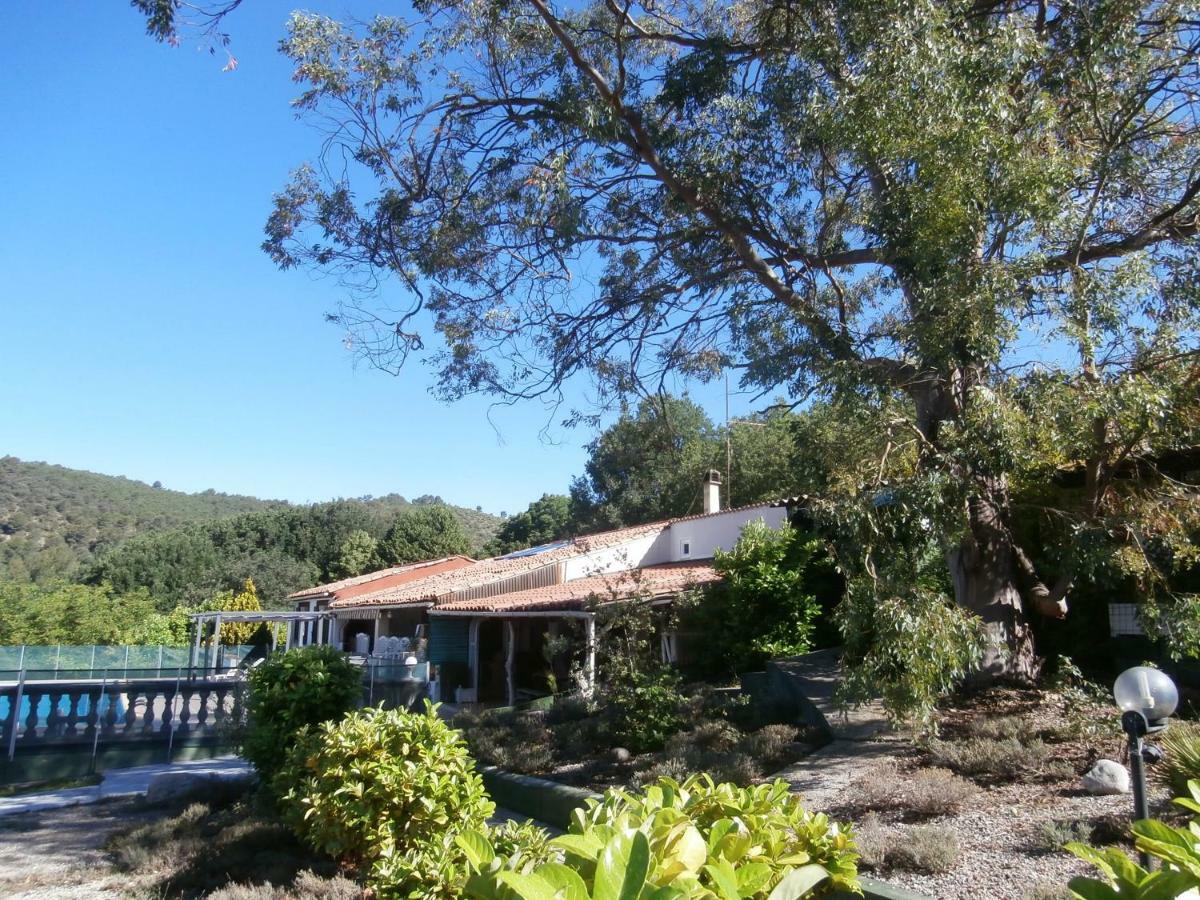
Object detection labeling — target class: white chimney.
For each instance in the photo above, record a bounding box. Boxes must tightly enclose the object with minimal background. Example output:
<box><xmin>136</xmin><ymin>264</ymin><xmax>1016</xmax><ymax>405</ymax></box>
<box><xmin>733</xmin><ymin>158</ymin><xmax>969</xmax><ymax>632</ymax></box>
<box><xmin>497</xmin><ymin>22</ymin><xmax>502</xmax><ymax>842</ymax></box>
<box><xmin>703</xmin><ymin>470</ymin><xmax>722</xmax><ymax>514</ymax></box>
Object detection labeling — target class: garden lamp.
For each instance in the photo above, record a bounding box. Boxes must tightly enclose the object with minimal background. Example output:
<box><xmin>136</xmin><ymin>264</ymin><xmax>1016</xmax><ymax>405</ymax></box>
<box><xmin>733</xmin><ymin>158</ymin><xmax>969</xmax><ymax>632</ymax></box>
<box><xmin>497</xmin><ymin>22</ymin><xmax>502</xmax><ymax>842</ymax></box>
<box><xmin>1113</xmin><ymin>666</ymin><xmax>1178</xmax><ymax>867</ymax></box>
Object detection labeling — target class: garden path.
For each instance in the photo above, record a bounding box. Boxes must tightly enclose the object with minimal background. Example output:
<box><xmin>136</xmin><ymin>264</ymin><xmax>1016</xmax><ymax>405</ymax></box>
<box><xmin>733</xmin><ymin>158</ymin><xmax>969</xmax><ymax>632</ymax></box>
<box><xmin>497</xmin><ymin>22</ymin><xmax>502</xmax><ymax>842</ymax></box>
<box><xmin>768</xmin><ymin>650</ymin><xmax>913</xmax><ymax>811</ymax></box>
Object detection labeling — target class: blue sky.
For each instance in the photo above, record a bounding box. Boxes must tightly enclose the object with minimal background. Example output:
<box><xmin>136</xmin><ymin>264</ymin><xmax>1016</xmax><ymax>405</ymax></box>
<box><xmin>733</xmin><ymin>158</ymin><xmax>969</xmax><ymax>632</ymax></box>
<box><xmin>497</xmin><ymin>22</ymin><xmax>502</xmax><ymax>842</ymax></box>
<box><xmin>0</xmin><ymin>2</ymin><xmax>751</xmax><ymax>515</ymax></box>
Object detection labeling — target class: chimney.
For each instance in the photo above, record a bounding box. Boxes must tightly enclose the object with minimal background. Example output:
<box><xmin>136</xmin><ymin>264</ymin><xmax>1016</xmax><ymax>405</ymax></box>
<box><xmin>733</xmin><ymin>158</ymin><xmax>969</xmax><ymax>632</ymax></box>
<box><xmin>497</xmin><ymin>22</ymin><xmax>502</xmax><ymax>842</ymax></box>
<box><xmin>703</xmin><ymin>470</ymin><xmax>722</xmax><ymax>514</ymax></box>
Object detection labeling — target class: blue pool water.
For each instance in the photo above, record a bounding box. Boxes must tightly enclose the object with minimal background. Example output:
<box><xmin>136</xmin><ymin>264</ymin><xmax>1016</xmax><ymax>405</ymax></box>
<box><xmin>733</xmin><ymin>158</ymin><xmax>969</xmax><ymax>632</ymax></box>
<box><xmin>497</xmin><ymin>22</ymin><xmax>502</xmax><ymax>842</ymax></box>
<box><xmin>0</xmin><ymin>694</ymin><xmax>126</xmax><ymax>726</ymax></box>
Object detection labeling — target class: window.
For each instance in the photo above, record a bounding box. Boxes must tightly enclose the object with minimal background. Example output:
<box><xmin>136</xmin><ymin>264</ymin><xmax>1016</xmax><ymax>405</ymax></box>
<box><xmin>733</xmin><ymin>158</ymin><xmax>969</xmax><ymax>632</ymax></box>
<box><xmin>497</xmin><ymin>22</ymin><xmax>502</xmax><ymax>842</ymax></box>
<box><xmin>679</xmin><ymin>538</ymin><xmax>692</xmax><ymax>558</ymax></box>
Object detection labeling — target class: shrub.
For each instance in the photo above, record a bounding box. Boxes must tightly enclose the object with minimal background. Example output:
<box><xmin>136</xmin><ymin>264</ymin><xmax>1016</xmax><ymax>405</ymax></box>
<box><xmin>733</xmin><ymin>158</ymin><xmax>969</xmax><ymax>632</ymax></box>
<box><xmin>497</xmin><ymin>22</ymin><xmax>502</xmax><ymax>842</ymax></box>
<box><xmin>603</xmin><ymin>667</ymin><xmax>686</xmax><ymax>753</ymax></box>
<box><xmin>552</xmin><ymin>714</ymin><xmax>611</xmax><ymax>759</ymax></box>
<box><xmin>456</xmin><ymin>708</ymin><xmax>556</xmax><ymax>774</ymax></box>
<box><xmin>927</xmin><ymin>735</ymin><xmax>1050</xmax><ymax>780</ymax></box>
<box><xmin>1159</xmin><ymin>719</ymin><xmax>1200</xmax><ymax>797</ymax></box>
<box><xmin>241</xmin><ymin>646</ymin><xmax>362</xmax><ymax>788</ymax></box>
<box><xmin>279</xmin><ymin>703</ymin><xmax>494</xmax><ymax>898</ymax></box>
<box><xmin>459</xmin><ymin>774</ymin><xmax>859</xmax><ymax>898</ymax></box>
<box><xmin>543</xmin><ymin>694</ymin><xmax>593</xmax><ymax>725</ymax></box>
<box><xmin>739</xmin><ymin>724</ymin><xmax>801</xmax><ymax>770</ymax></box>
<box><xmin>886</xmin><ymin>825</ymin><xmax>959</xmax><ymax>873</ymax></box>
<box><xmin>665</xmin><ymin>719</ymin><xmax>742</xmax><ymax>756</ymax></box>
<box><xmin>1034</xmin><ymin>820</ymin><xmax>1092</xmax><ymax>854</ymax></box>
<box><xmin>963</xmin><ymin>714</ymin><xmax>1038</xmax><ymax>743</ymax></box>
<box><xmin>1024</xmin><ymin>885</ymin><xmax>1074</xmax><ymax>900</ymax></box>
<box><xmin>904</xmin><ymin>767</ymin><xmax>979</xmax><ymax>817</ymax></box>
<box><xmin>684</xmin><ymin>522</ymin><xmax>829</xmax><ymax>675</ymax></box>
<box><xmin>854</xmin><ymin>812</ymin><xmax>889</xmax><ymax>870</ymax></box>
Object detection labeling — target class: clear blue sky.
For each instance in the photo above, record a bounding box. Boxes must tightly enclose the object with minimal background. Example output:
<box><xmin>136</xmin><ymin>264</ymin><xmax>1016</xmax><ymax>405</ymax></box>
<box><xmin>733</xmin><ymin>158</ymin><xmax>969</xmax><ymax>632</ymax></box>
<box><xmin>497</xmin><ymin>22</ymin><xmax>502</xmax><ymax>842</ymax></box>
<box><xmin>0</xmin><ymin>2</ymin><xmax>754</xmax><ymax>514</ymax></box>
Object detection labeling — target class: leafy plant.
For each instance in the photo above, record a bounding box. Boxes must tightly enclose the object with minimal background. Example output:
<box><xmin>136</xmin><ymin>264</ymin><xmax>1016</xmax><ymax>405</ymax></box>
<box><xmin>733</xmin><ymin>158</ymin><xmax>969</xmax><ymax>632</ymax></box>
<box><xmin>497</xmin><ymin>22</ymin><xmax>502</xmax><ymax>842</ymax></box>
<box><xmin>1036</xmin><ymin>820</ymin><xmax>1093</xmax><ymax>854</ymax></box>
<box><xmin>604</xmin><ymin>666</ymin><xmax>687</xmax><ymax>753</ymax></box>
<box><xmin>1158</xmin><ymin>721</ymin><xmax>1200</xmax><ymax>798</ymax></box>
<box><xmin>458</xmin><ymin>774</ymin><xmax>858</xmax><ymax>899</ymax></box>
<box><xmin>241</xmin><ymin>645</ymin><xmax>362</xmax><ymax>788</ymax></box>
<box><xmin>1067</xmin><ymin>779</ymin><xmax>1200</xmax><ymax>899</ymax></box>
<box><xmin>684</xmin><ymin>522</ymin><xmax>830</xmax><ymax>675</ymax></box>
<box><xmin>279</xmin><ymin>703</ymin><xmax>494</xmax><ymax>898</ymax></box>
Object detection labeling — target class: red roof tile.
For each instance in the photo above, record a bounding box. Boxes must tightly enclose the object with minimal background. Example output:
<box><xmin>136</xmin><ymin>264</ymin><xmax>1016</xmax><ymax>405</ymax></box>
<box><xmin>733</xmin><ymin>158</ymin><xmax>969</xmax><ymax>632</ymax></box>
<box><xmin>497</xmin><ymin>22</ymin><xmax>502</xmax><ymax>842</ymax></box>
<box><xmin>328</xmin><ymin>521</ymin><xmax>668</xmax><ymax>609</ymax></box>
<box><xmin>432</xmin><ymin>561</ymin><xmax>721</xmax><ymax>613</ymax></box>
<box><xmin>289</xmin><ymin>556</ymin><xmax>475</xmax><ymax>602</ymax></box>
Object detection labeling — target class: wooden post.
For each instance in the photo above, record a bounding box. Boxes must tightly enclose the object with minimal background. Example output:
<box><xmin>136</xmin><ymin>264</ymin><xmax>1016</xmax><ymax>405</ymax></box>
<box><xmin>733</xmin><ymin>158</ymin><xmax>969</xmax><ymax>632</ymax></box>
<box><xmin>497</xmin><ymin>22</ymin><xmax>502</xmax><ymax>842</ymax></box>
<box><xmin>504</xmin><ymin>620</ymin><xmax>516</xmax><ymax>707</ymax></box>
<box><xmin>584</xmin><ymin>616</ymin><xmax>596</xmax><ymax>698</ymax></box>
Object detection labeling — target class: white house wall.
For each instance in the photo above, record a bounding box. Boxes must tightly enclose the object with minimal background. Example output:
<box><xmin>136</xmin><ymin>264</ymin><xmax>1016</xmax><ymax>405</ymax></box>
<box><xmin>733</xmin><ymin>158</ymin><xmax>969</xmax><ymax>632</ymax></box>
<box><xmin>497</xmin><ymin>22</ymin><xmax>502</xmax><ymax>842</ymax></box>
<box><xmin>666</xmin><ymin>506</ymin><xmax>787</xmax><ymax>563</ymax></box>
<box><xmin>561</xmin><ymin>529</ymin><xmax>669</xmax><ymax>581</ymax></box>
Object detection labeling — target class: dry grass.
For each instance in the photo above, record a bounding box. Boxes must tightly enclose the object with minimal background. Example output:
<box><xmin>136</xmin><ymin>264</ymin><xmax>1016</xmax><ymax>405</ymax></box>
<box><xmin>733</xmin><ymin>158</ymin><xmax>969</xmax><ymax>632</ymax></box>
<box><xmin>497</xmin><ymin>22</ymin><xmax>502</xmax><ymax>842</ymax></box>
<box><xmin>853</xmin><ymin>764</ymin><xmax>978</xmax><ymax>819</ymax></box>
<box><xmin>107</xmin><ymin>793</ymin><xmax>347</xmax><ymax>898</ymax></box>
<box><xmin>206</xmin><ymin>870</ymin><xmax>362</xmax><ymax>900</ymax></box>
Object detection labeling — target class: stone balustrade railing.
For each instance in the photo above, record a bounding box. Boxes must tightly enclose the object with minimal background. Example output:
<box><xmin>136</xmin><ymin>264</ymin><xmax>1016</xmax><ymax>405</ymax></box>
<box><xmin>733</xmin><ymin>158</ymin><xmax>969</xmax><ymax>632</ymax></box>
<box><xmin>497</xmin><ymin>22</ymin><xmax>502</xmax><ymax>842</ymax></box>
<box><xmin>1</xmin><ymin>675</ymin><xmax>242</xmax><ymax>751</ymax></box>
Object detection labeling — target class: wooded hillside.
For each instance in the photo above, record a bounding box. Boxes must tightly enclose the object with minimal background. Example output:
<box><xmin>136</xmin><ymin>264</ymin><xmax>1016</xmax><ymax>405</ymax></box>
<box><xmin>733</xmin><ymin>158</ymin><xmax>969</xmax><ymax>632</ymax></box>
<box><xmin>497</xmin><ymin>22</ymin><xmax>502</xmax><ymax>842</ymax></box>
<box><xmin>0</xmin><ymin>456</ymin><xmax>500</xmax><ymax>586</ymax></box>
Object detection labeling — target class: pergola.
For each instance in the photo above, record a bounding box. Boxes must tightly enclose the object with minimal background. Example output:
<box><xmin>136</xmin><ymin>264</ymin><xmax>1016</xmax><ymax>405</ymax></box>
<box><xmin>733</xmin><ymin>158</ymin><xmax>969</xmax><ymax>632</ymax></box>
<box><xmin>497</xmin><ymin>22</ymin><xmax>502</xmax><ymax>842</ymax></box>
<box><xmin>188</xmin><ymin>610</ymin><xmax>335</xmax><ymax>671</ymax></box>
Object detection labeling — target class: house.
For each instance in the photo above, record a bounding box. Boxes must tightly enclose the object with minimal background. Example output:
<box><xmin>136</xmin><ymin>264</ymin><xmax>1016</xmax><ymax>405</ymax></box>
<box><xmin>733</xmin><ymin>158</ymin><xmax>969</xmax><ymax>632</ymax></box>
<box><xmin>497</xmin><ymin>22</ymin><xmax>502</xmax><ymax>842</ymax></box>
<box><xmin>288</xmin><ymin>472</ymin><xmax>787</xmax><ymax>705</ymax></box>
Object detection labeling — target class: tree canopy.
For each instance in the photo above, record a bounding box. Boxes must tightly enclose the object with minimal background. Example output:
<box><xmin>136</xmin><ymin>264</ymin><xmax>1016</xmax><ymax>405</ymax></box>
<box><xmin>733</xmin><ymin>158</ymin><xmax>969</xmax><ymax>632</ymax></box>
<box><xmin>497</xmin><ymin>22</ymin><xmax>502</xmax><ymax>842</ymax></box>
<box><xmin>258</xmin><ymin>0</ymin><xmax>1199</xmax><ymax>685</ymax></box>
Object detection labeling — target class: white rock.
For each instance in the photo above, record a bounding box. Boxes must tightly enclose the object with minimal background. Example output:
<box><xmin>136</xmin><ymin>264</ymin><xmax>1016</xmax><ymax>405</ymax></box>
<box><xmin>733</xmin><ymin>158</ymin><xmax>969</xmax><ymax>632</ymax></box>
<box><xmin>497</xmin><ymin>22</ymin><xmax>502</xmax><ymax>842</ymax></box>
<box><xmin>1081</xmin><ymin>759</ymin><xmax>1130</xmax><ymax>795</ymax></box>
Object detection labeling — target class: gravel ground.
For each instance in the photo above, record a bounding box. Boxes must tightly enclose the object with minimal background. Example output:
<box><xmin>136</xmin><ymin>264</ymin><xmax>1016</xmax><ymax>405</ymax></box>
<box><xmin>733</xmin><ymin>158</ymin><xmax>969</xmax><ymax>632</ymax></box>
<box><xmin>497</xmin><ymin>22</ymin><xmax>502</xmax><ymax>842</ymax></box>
<box><xmin>814</xmin><ymin>687</ymin><xmax>1177</xmax><ymax>900</ymax></box>
<box><xmin>0</xmin><ymin>799</ymin><xmax>156</xmax><ymax>899</ymax></box>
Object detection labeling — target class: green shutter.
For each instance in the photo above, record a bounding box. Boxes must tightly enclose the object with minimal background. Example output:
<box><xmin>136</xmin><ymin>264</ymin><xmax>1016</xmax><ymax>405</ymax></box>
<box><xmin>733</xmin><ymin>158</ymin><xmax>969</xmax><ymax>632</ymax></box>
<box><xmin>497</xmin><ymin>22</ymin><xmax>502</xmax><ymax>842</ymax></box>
<box><xmin>428</xmin><ymin>617</ymin><xmax>471</xmax><ymax>665</ymax></box>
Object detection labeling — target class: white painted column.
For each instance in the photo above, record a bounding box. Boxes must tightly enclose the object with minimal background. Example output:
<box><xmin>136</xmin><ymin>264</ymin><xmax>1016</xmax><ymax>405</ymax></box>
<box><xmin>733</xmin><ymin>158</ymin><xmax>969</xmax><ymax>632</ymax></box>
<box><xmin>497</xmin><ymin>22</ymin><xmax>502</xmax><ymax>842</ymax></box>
<box><xmin>190</xmin><ymin>618</ymin><xmax>202</xmax><ymax>671</ymax></box>
<box><xmin>504</xmin><ymin>620</ymin><xmax>516</xmax><ymax>707</ymax></box>
<box><xmin>584</xmin><ymin>615</ymin><xmax>596</xmax><ymax>698</ymax></box>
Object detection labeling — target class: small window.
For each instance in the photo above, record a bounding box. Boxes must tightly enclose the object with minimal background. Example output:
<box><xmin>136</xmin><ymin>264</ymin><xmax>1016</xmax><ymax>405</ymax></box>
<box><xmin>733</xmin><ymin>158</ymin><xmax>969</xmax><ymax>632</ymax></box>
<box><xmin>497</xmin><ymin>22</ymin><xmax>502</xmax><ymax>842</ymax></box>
<box><xmin>680</xmin><ymin>538</ymin><xmax>692</xmax><ymax>558</ymax></box>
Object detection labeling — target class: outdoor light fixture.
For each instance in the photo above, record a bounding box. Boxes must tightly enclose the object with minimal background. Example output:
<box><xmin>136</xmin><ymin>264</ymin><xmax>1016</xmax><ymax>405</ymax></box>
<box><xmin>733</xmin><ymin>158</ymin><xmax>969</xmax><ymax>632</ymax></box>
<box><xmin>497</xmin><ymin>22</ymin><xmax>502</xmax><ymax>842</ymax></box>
<box><xmin>1114</xmin><ymin>666</ymin><xmax>1178</xmax><ymax>867</ymax></box>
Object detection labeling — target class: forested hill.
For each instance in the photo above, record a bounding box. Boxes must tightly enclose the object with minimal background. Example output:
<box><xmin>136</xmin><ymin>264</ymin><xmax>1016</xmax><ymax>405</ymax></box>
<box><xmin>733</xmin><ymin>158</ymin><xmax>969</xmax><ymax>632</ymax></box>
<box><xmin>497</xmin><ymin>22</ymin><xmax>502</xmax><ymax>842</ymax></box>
<box><xmin>0</xmin><ymin>456</ymin><xmax>500</xmax><ymax>586</ymax></box>
<box><xmin>0</xmin><ymin>457</ymin><xmax>285</xmax><ymax>582</ymax></box>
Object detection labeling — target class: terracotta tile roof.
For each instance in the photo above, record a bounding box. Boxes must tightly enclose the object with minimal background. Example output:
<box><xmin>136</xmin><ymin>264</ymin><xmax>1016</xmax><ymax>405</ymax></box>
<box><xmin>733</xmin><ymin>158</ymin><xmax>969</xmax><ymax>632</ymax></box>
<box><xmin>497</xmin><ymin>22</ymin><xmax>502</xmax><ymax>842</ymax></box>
<box><xmin>432</xmin><ymin>561</ymin><xmax>722</xmax><ymax>613</ymax></box>
<box><xmin>289</xmin><ymin>556</ymin><xmax>475</xmax><ymax>603</ymax></box>
<box><xmin>325</xmin><ymin>502</ymin><xmax>776</xmax><ymax>611</ymax></box>
<box><xmin>328</xmin><ymin>520</ymin><xmax>669</xmax><ymax>609</ymax></box>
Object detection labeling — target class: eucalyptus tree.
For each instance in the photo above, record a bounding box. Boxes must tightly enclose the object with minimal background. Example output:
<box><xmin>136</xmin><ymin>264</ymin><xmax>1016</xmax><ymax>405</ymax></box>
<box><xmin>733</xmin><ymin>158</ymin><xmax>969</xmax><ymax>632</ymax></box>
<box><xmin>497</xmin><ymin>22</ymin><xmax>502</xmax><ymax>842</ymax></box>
<box><xmin>241</xmin><ymin>1</ymin><xmax>1200</xmax><ymax>687</ymax></box>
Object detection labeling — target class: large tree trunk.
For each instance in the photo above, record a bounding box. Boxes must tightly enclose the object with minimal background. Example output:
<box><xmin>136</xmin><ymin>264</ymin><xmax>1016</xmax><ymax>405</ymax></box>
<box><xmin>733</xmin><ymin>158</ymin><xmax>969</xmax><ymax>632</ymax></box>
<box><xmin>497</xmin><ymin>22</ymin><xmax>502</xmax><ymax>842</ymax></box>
<box><xmin>948</xmin><ymin>486</ymin><xmax>1040</xmax><ymax>681</ymax></box>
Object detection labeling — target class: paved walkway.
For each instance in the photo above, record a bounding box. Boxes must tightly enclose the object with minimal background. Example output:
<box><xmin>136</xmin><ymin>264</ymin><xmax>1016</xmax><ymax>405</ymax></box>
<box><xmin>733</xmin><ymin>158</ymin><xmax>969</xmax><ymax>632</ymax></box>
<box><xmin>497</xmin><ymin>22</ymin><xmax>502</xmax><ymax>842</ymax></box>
<box><xmin>0</xmin><ymin>755</ymin><xmax>252</xmax><ymax>818</ymax></box>
<box><xmin>767</xmin><ymin>650</ymin><xmax>911</xmax><ymax>811</ymax></box>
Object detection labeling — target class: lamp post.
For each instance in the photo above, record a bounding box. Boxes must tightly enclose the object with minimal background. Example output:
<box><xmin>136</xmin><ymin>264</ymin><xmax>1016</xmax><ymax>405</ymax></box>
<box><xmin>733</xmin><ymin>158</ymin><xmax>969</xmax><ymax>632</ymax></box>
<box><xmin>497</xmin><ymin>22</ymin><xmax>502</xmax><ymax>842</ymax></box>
<box><xmin>1113</xmin><ymin>665</ymin><xmax>1178</xmax><ymax>868</ymax></box>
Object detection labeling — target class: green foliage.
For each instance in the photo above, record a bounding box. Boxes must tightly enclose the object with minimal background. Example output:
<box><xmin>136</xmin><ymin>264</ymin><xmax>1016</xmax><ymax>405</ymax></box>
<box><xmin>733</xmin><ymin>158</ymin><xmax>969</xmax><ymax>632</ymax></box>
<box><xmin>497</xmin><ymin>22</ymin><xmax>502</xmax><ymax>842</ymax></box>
<box><xmin>0</xmin><ymin>455</ymin><xmax>283</xmax><ymax>583</ymax></box>
<box><xmin>90</xmin><ymin>497</ymin><xmax>497</xmax><ymax>608</ymax></box>
<box><xmin>837</xmin><ymin>585</ymin><xmax>988</xmax><ymax>729</ymax></box>
<box><xmin>1067</xmin><ymin>780</ymin><xmax>1200</xmax><ymax>899</ymax></box>
<box><xmin>1159</xmin><ymin>722</ymin><xmax>1200</xmax><ymax>798</ymax></box>
<box><xmin>460</xmin><ymin>775</ymin><xmax>858</xmax><ymax>899</ymax></box>
<box><xmin>378</xmin><ymin>504</ymin><xmax>473</xmax><ymax>566</ymax></box>
<box><xmin>0</xmin><ymin>580</ymin><xmax>177</xmax><ymax>645</ymax></box>
<box><xmin>279</xmin><ymin>703</ymin><xmax>494</xmax><ymax>898</ymax></box>
<box><xmin>199</xmin><ymin>578</ymin><xmax>264</xmax><ymax>645</ymax></box>
<box><xmin>604</xmin><ymin>667</ymin><xmax>687</xmax><ymax>754</ymax></box>
<box><xmin>490</xmin><ymin>494</ymin><xmax>574</xmax><ymax>555</ymax></box>
<box><xmin>687</xmin><ymin>522</ymin><xmax>827</xmax><ymax>675</ymax></box>
<box><xmin>242</xmin><ymin>646</ymin><xmax>362</xmax><ymax>787</ymax></box>
<box><xmin>570</xmin><ymin>397</ymin><xmax>722</xmax><ymax>530</ymax></box>
<box><xmin>332</xmin><ymin>529</ymin><xmax>379</xmax><ymax>578</ymax></box>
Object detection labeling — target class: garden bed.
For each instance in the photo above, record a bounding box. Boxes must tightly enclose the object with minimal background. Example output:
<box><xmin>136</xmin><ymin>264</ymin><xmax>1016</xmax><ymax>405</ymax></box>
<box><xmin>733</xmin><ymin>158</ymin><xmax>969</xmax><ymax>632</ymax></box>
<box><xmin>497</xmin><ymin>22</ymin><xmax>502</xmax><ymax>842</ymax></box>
<box><xmin>453</xmin><ymin>683</ymin><xmax>826</xmax><ymax>792</ymax></box>
<box><xmin>819</xmin><ymin>684</ymin><xmax>1177</xmax><ymax>900</ymax></box>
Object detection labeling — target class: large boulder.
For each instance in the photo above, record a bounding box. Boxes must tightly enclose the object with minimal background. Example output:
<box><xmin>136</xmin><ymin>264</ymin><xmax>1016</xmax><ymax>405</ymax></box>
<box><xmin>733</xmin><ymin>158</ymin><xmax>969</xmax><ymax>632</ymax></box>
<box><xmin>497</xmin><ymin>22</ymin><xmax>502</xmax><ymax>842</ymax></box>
<box><xmin>1081</xmin><ymin>759</ymin><xmax>1131</xmax><ymax>795</ymax></box>
<box><xmin>144</xmin><ymin>769</ymin><xmax>256</xmax><ymax>806</ymax></box>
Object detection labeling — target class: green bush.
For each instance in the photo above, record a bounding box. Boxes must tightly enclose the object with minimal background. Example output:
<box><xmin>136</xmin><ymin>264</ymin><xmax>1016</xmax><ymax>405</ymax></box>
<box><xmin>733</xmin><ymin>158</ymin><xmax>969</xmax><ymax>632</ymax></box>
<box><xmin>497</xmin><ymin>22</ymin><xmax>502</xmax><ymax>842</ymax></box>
<box><xmin>459</xmin><ymin>774</ymin><xmax>859</xmax><ymax>898</ymax></box>
<box><xmin>603</xmin><ymin>667</ymin><xmax>686</xmax><ymax>753</ymax></box>
<box><xmin>1159</xmin><ymin>720</ymin><xmax>1200</xmax><ymax>797</ymax></box>
<box><xmin>279</xmin><ymin>703</ymin><xmax>494</xmax><ymax>898</ymax></box>
<box><xmin>685</xmin><ymin>522</ymin><xmax>830</xmax><ymax>676</ymax></box>
<box><xmin>241</xmin><ymin>646</ymin><xmax>362</xmax><ymax>787</ymax></box>
<box><xmin>886</xmin><ymin>825</ymin><xmax>958</xmax><ymax>873</ymax></box>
